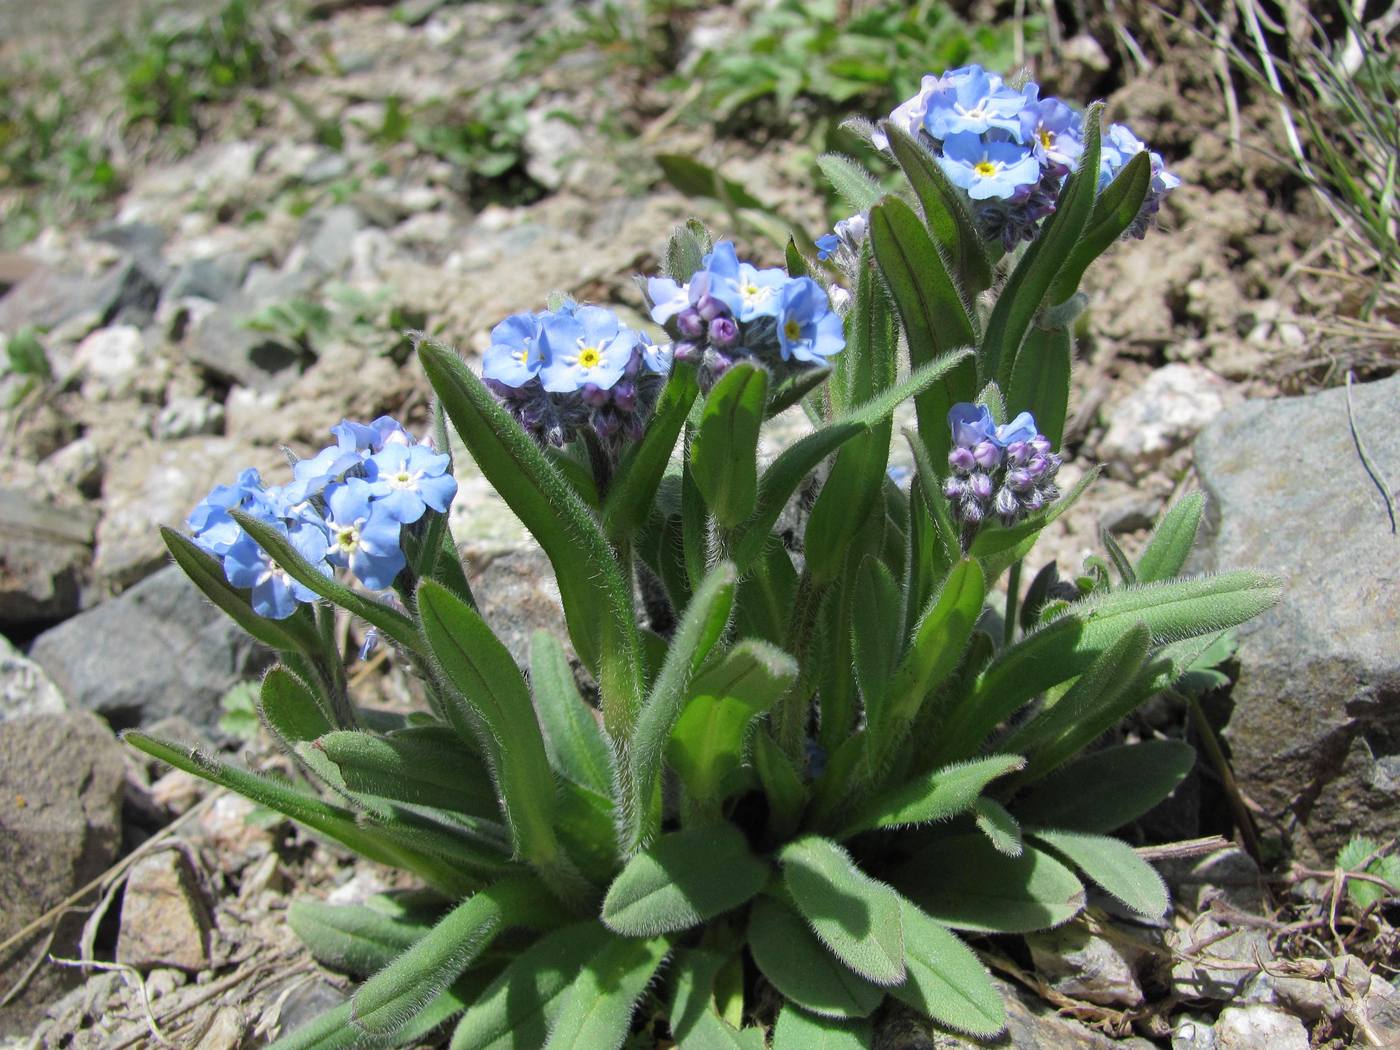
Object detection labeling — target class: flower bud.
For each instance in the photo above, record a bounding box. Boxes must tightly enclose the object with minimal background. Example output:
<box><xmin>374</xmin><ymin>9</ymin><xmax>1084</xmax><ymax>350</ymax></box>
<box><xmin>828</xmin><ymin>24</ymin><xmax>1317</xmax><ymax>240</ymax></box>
<box><xmin>612</xmin><ymin>381</ymin><xmax>637</xmax><ymax>413</ymax></box>
<box><xmin>674</xmin><ymin>341</ymin><xmax>702</xmax><ymax>363</ymax></box>
<box><xmin>581</xmin><ymin>382</ymin><xmax>610</xmax><ymax>408</ymax></box>
<box><xmin>969</xmin><ymin>473</ymin><xmax>993</xmax><ymax>501</ymax></box>
<box><xmin>948</xmin><ymin>447</ymin><xmax>975</xmax><ymax>473</ymax></box>
<box><xmin>695</xmin><ymin>294</ymin><xmax>730</xmax><ymax>322</ymax></box>
<box><xmin>1030</xmin><ymin>435</ymin><xmax>1052</xmax><ymax>457</ymax></box>
<box><xmin>961</xmin><ymin>498</ymin><xmax>984</xmax><ymax>524</ymax></box>
<box><xmin>994</xmin><ymin>487</ymin><xmax>1019</xmax><ymax>525</ymax></box>
<box><xmin>972</xmin><ymin>441</ymin><xmax>1002</xmax><ymax>470</ymax></box>
<box><xmin>1023</xmin><ymin>489</ymin><xmax>1046</xmax><ymax>513</ymax></box>
<box><xmin>1005</xmin><ymin>440</ymin><xmax>1030</xmax><ymax>465</ymax></box>
<box><xmin>1006</xmin><ymin>467</ymin><xmax>1035</xmax><ymax>493</ymax></box>
<box><xmin>676</xmin><ymin>308</ymin><xmax>705</xmax><ymax>339</ymax></box>
<box><xmin>943</xmin><ymin>477</ymin><xmax>966</xmax><ymax>502</ymax></box>
<box><xmin>709</xmin><ymin>315</ymin><xmax>740</xmax><ymax>348</ymax></box>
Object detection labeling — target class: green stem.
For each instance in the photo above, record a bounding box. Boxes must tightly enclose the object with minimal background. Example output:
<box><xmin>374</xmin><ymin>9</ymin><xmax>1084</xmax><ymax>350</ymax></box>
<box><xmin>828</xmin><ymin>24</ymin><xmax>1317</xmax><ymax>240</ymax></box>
<box><xmin>1003</xmin><ymin>558</ymin><xmax>1022</xmax><ymax>648</ymax></box>
<box><xmin>773</xmin><ymin>570</ymin><xmax>825</xmax><ymax>764</ymax></box>
<box><xmin>1178</xmin><ymin>688</ymin><xmax>1264</xmax><ymax>864</ymax></box>
<box><xmin>316</xmin><ymin>604</ymin><xmax>356</xmax><ymax>729</ymax></box>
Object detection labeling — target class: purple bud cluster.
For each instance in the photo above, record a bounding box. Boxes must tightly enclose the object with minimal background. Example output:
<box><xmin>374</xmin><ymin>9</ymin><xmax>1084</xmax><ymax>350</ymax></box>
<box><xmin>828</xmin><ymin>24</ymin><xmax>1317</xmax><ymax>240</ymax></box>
<box><xmin>942</xmin><ymin>403</ymin><xmax>1061</xmax><ymax>530</ymax></box>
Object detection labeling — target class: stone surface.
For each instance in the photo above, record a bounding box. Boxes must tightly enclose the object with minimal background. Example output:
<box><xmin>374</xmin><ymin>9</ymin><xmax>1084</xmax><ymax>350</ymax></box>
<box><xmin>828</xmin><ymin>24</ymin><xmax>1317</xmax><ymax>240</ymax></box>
<box><xmin>0</xmin><ymin>635</ymin><xmax>67</xmax><ymax>722</ymax></box>
<box><xmin>188</xmin><ymin>266</ymin><xmax>314</xmax><ymax>389</ymax></box>
<box><xmin>1026</xmin><ymin>924</ymin><xmax>1146</xmax><ymax>1007</ymax></box>
<box><xmin>116</xmin><ymin>849</ymin><xmax>213</xmax><ymax>972</ymax></box>
<box><xmin>72</xmin><ymin>324</ymin><xmax>145</xmax><ymax>400</ymax></box>
<box><xmin>193</xmin><ymin>1006</ymin><xmax>246</xmax><ymax>1050</ymax></box>
<box><xmin>1213</xmin><ymin>1004</ymin><xmax>1308</xmax><ymax>1050</ymax></box>
<box><xmin>467</xmin><ymin>548</ymin><xmax>568</xmax><ymax>668</ymax></box>
<box><xmin>1099</xmin><ymin>364</ymin><xmax>1240</xmax><ymax>476</ymax></box>
<box><xmin>0</xmin><ymin>256</ymin><xmax>160</xmax><ymax>335</ymax></box>
<box><xmin>1193</xmin><ymin>374</ymin><xmax>1400</xmax><ymax>862</ymax></box>
<box><xmin>1168</xmin><ymin>912</ymin><xmax>1273</xmax><ymax>1002</ymax></box>
<box><xmin>0</xmin><ymin>711</ymin><xmax>125</xmax><ymax>1036</ymax></box>
<box><xmin>29</xmin><ymin>565</ymin><xmax>270</xmax><ymax>732</ymax></box>
<box><xmin>0</xmin><ymin>488</ymin><xmax>94</xmax><ymax>627</ymax></box>
<box><xmin>153</xmin><ymin>395</ymin><xmax>225</xmax><ymax>440</ymax></box>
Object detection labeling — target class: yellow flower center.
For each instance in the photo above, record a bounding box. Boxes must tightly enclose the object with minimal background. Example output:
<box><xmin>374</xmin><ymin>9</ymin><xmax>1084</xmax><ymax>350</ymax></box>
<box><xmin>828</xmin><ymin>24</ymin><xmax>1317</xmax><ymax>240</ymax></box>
<box><xmin>336</xmin><ymin>527</ymin><xmax>358</xmax><ymax>552</ymax></box>
<box><xmin>515</xmin><ymin>349</ymin><xmax>529</xmax><ymax>363</ymax></box>
<box><xmin>1039</xmin><ymin>129</ymin><xmax>1054</xmax><ymax>149</ymax></box>
<box><xmin>783</xmin><ymin>319</ymin><xmax>802</xmax><ymax>341</ymax></box>
<box><xmin>974</xmin><ymin>160</ymin><xmax>998</xmax><ymax>178</ymax></box>
<box><xmin>577</xmin><ymin>345</ymin><xmax>602</xmax><ymax>369</ymax></box>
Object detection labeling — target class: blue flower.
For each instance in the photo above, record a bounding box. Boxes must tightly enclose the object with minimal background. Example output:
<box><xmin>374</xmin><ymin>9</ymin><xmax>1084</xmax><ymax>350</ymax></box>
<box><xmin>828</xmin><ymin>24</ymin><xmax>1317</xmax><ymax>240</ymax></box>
<box><xmin>697</xmin><ymin>241</ymin><xmax>788</xmax><ymax>322</ymax></box>
<box><xmin>1020</xmin><ymin>98</ymin><xmax>1083</xmax><ymax>174</ymax></box>
<box><xmin>223</xmin><ymin>513</ymin><xmax>329</xmax><ymax>619</ymax></box>
<box><xmin>640</xmin><ymin>337</ymin><xmax>673</xmax><ymax>374</ymax></box>
<box><xmin>995</xmin><ymin>411</ymin><xmax>1038</xmax><ymax>447</ymax></box>
<box><xmin>538</xmin><ymin>305</ymin><xmax>638</xmax><ymax>393</ymax></box>
<box><xmin>938</xmin><ymin>133</ymin><xmax>1042</xmax><ymax>201</ymax></box>
<box><xmin>366</xmin><ymin>443</ymin><xmax>458</xmax><ymax>524</ymax></box>
<box><xmin>815</xmin><ymin>234</ymin><xmax>841</xmax><ymax>261</ymax></box>
<box><xmin>482</xmin><ymin>311</ymin><xmax>546</xmax><ymax>388</ymax></box>
<box><xmin>646</xmin><ymin>277</ymin><xmax>690</xmax><ymax>325</ymax></box>
<box><xmin>872</xmin><ymin>73</ymin><xmax>944</xmax><ymax>150</ymax></box>
<box><xmin>1100</xmin><ymin>123</ymin><xmax>1153</xmax><ymax>187</ymax></box>
<box><xmin>948</xmin><ymin>403</ymin><xmax>997</xmax><ymax>448</ymax></box>
<box><xmin>924</xmin><ymin>66</ymin><xmax>1028</xmax><ymax>142</ymax></box>
<box><xmin>775</xmin><ymin>277</ymin><xmax>844</xmax><ymax>364</ymax></box>
<box><xmin>189</xmin><ymin>468</ymin><xmax>266</xmax><ymax>556</ymax></box>
<box><xmin>325</xmin><ymin>479</ymin><xmax>406</xmax><ymax>591</ymax></box>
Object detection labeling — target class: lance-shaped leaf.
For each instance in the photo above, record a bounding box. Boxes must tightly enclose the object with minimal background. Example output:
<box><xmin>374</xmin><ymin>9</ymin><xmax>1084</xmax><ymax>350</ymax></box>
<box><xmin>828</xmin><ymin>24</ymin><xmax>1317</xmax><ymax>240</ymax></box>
<box><xmin>602</xmin><ymin>824</ymin><xmax>769</xmax><ymax>936</ymax></box>
<box><xmin>162</xmin><ymin>527</ymin><xmax>321</xmax><ymax>654</ymax></box>
<box><xmin>851</xmin><ymin>556</ymin><xmax>903</xmax><ymax>732</ymax></box>
<box><xmin>984</xmin><ymin>105</ymin><xmax>1103</xmax><ymax>389</ymax></box>
<box><xmin>542</xmin><ymin>934</ymin><xmax>672</xmax><ymax>1050</ymax></box>
<box><xmin>828</xmin><ymin>240</ymin><xmax>894</xmax><ymax>416</ymax></box>
<box><xmin>312</xmin><ymin>727</ymin><xmax>500</xmax><ymax>820</ymax></box>
<box><xmin>890</xmin><ymin>900</ymin><xmax>1005</xmax><ymax>1037</ymax></box>
<box><xmin>288</xmin><ymin>899</ymin><xmax>432</xmax><ymax>978</ymax></box>
<box><xmin>891</xmin><ymin>833</ymin><xmax>1085</xmax><ymax>933</ymax></box>
<box><xmin>773</xmin><ymin>1007</ymin><xmax>874</xmax><ymax>1050</ymax></box>
<box><xmin>417</xmin><ymin>580</ymin><xmax>559</xmax><ymax>870</ymax></box>
<box><xmin>603</xmin><ymin>364</ymin><xmax>699</xmax><ymax>542</ymax></box>
<box><xmin>626</xmin><ymin>562</ymin><xmax>737</xmax><ymax>852</ymax></box>
<box><xmin>351</xmin><ymin>877</ymin><xmax>557</xmax><ymax>1036</ymax></box>
<box><xmin>448</xmin><ymin>922</ymin><xmax>611</xmax><ymax>1050</ymax></box>
<box><xmin>1135</xmin><ymin>492</ymin><xmax>1206</xmax><ymax>584</ymax></box>
<box><xmin>819</xmin><ymin>152</ymin><xmax>885</xmax><ymax>211</ymax></box>
<box><xmin>690</xmin><ymin>364</ymin><xmax>768</xmax><ymax>529</ymax></box>
<box><xmin>273</xmin><ymin>970</ymin><xmax>497</xmax><ymax>1050</ymax></box>
<box><xmin>667</xmin><ymin>640</ymin><xmax>798</xmax><ymax>803</ymax></box>
<box><xmin>732</xmin><ymin>538</ymin><xmax>798</xmax><ymax>645</ymax></box>
<box><xmin>869</xmin><ymin>196</ymin><xmax>978</xmax><ymax>461</ymax></box>
<box><xmin>1028</xmin><ymin>827</ymin><xmax>1170</xmax><ymax>920</ymax></box>
<box><xmin>1048</xmin><ymin>150</ymin><xmax>1151</xmax><ymax>306</ymax></box>
<box><xmin>530</xmin><ymin>630</ymin><xmax>613</xmax><ymax>797</ymax></box>
<box><xmin>767</xmin><ymin>365</ymin><xmax>832</xmax><ymax>420</ymax></box>
<box><xmin>123</xmin><ymin>731</ymin><xmax>471</xmax><ymax>898</ymax></box>
<box><xmin>1013</xmin><ymin>740</ymin><xmax>1196</xmax><ymax>832</ymax></box>
<box><xmin>781</xmin><ymin>836</ymin><xmax>906</xmax><ymax>985</ymax></box>
<box><xmin>665</xmin><ymin>221</ymin><xmax>711</xmax><ymax>283</ymax></box>
<box><xmin>1006</xmin><ymin>325</ymin><xmax>1071</xmax><ymax>449</ymax></box>
<box><xmin>884</xmin><ymin>123</ymin><xmax>994</xmax><ymax>294</ymax></box>
<box><xmin>671</xmin><ymin>949</ymin><xmax>766</xmax><ymax>1050</ymax></box>
<box><xmin>229</xmin><ymin>509</ymin><xmax>422</xmax><ymax>653</ymax></box>
<box><xmin>747</xmin><ymin>896</ymin><xmax>885</xmax><ymax>1019</ymax></box>
<box><xmin>974</xmin><ymin>798</ymin><xmax>1023</xmax><ymax>857</ymax></box>
<box><xmin>839</xmin><ymin>754</ymin><xmax>1025</xmax><ymax>838</ymax></box>
<box><xmin>885</xmin><ymin>558</ymin><xmax>985</xmax><ymax>727</ymax></box>
<box><xmin>753</xmin><ymin>729</ymin><xmax>806</xmax><ymax>838</ymax></box>
<box><xmin>804</xmin><ymin>425</ymin><xmax>892</xmax><ymax>584</ymax></box>
<box><xmin>418</xmin><ymin>338</ymin><xmax>642</xmax><ymax>729</ymax></box>
<box><xmin>259</xmin><ymin>666</ymin><xmax>334</xmax><ymax>749</ymax></box>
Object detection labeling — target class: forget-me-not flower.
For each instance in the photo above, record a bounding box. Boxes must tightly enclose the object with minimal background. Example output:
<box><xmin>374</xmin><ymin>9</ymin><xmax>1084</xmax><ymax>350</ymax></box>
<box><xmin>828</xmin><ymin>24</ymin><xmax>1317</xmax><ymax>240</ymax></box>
<box><xmin>483</xmin><ymin>311</ymin><xmax>547</xmax><ymax>388</ymax></box>
<box><xmin>538</xmin><ymin>305</ymin><xmax>638</xmax><ymax>393</ymax></box>
<box><xmin>937</xmin><ymin>133</ymin><xmax>1042</xmax><ymax>200</ymax></box>
<box><xmin>188</xmin><ymin>468</ymin><xmax>267</xmax><ymax>556</ymax></box>
<box><xmin>222</xmin><ymin>514</ymin><xmax>330</xmax><ymax>619</ymax></box>
<box><xmin>366</xmin><ymin>443</ymin><xmax>458</xmax><ymax>525</ymax></box>
<box><xmin>776</xmin><ymin>277</ymin><xmax>844</xmax><ymax>364</ymax></box>
<box><xmin>325</xmin><ymin>479</ymin><xmax>407</xmax><ymax>591</ymax></box>
<box><xmin>924</xmin><ymin>66</ymin><xmax>1027</xmax><ymax>142</ymax></box>
<box><xmin>1020</xmin><ymin>97</ymin><xmax>1084</xmax><ymax>174</ymax></box>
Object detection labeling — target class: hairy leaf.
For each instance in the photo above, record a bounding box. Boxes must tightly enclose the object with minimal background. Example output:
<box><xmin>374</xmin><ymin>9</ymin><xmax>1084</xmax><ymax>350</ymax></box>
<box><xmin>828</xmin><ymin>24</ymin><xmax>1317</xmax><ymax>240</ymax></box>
<box><xmin>1135</xmin><ymin>493</ymin><xmax>1206</xmax><ymax>584</ymax></box>
<box><xmin>818</xmin><ymin>152</ymin><xmax>885</xmax><ymax>211</ymax></box>
<box><xmin>604</xmin><ymin>364</ymin><xmax>700</xmax><ymax>542</ymax></box>
<box><xmin>747</xmin><ymin>896</ymin><xmax>884</xmax><ymax>1018</ymax></box>
<box><xmin>772</xmin><ymin>1006</ymin><xmax>874</xmax><ymax>1050</ymax></box>
<box><xmin>259</xmin><ymin>666</ymin><xmax>334</xmax><ymax>748</ymax></box>
<box><xmin>691</xmin><ymin>364</ymin><xmax>768</xmax><ymax>528</ymax></box>
<box><xmin>974</xmin><ymin>798</ymin><xmax>1023</xmax><ymax>857</ymax></box>
<box><xmin>542</xmin><ymin>934</ymin><xmax>672</xmax><ymax>1050</ymax></box>
<box><xmin>671</xmin><ymin>949</ymin><xmax>765</xmax><ymax>1050</ymax></box>
<box><xmin>891</xmin><ymin>900</ymin><xmax>1005</xmax><ymax>1037</ymax></box>
<box><xmin>1028</xmin><ymin>827</ymin><xmax>1169</xmax><ymax>919</ymax></box>
<box><xmin>1013</xmin><ymin>740</ymin><xmax>1196</xmax><ymax>830</ymax></box>
<box><xmin>530</xmin><ymin>630</ymin><xmax>614</xmax><ymax>797</ymax></box>
<box><xmin>288</xmin><ymin>899</ymin><xmax>431</xmax><ymax>978</ymax></box>
<box><xmin>840</xmin><ymin>755</ymin><xmax>1025</xmax><ymax>837</ymax></box>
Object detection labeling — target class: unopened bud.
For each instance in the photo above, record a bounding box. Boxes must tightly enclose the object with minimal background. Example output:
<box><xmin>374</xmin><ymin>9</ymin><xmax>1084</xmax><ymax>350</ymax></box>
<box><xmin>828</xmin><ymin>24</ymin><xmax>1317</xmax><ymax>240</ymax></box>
<box><xmin>676</xmin><ymin>308</ymin><xmax>705</xmax><ymax>339</ymax></box>
<box><xmin>969</xmin><ymin>473</ymin><xmax>993</xmax><ymax>501</ymax></box>
<box><xmin>709</xmin><ymin>316</ymin><xmax>740</xmax><ymax>348</ymax></box>
<box><xmin>695</xmin><ymin>294</ymin><xmax>730</xmax><ymax>322</ymax></box>
<box><xmin>973</xmin><ymin>441</ymin><xmax>1002</xmax><ymax>469</ymax></box>
<box><xmin>948</xmin><ymin>447</ymin><xmax>975</xmax><ymax>473</ymax></box>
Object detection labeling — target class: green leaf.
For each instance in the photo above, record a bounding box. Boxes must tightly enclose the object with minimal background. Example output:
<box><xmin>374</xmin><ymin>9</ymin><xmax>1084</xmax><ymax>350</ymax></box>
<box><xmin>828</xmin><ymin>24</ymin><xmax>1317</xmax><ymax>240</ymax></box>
<box><xmin>818</xmin><ymin>152</ymin><xmax>885</xmax><ymax>212</ymax></box>
<box><xmin>162</xmin><ymin>527</ymin><xmax>320</xmax><ymax>655</ymax></box>
<box><xmin>766</xmin><ymin>365</ymin><xmax>832</xmax><ymax>420</ymax></box>
<box><xmin>851</xmin><ymin>557</ymin><xmax>902</xmax><ymax>731</ymax></box>
<box><xmin>984</xmin><ymin>104</ymin><xmax>1103</xmax><ymax>389</ymax></box>
<box><xmin>974</xmin><ymin>798</ymin><xmax>1023</xmax><ymax>857</ymax></box>
<box><xmin>885</xmin><ymin>558</ymin><xmax>985</xmax><ymax>726</ymax></box>
<box><xmin>828</xmin><ymin>240</ymin><xmax>893</xmax><ymax>416</ymax></box>
<box><xmin>352</xmin><ymin>877</ymin><xmax>556</xmax><ymax>1036</ymax></box>
<box><xmin>690</xmin><ymin>363</ymin><xmax>768</xmax><ymax>528</ymax></box>
<box><xmin>288</xmin><ymin>899</ymin><xmax>431</xmax><ymax>977</ymax></box>
<box><xmin>883</xmin><ymin>123</ymin><xmax>993</xmax><ymax>294</ymax></box>
<box><xmin>891</xmin><ymin>900</ymin><xmax>1005</xmax><ymax>1037</ymax></box>
<box><xmin>1135</xmin><ymin>493</ymin><xmax>1206</xmax><ymax>584</ymax></box>
<box><xmin>1337</xmin><ymin>838</ymin><xmax>1400</xmax><ymax>911</ymax></box>
<box><xmin>418</xmin><ymin>338</ymin><xmax>642</xmax><ymax>733</ymax></box>
<box><xmin>747</xmin><ymin>896</ymin><xmax>884</xmax><ymax>1019</ymax></box>
<box><xmin>671</xmin><ymin>950</ymin><xmax>763</xmax><ymax>1050</ymax></box>
<box><xmin>448</xmin><ymin>922</ymin><xmax>611</xmax><ymax>1050</ymax></box>
<box><xmin>604</xmin><ymin>364</ymin><xmax>700</xmax><ymax>542</ymax></box>
<box><xmin>892</xmin><ymin>832</ymin><xmax>1085</xmax><ymax>933</ymax></box>
<box><xmin>657</xmin><ymin>154</ymin><xmax>773</xmax><ymax>213</ymax></box>
<box><xmin>752</xmin><ymin>729</ymin><xmax>806</xmax><ymax>838</ymax></box>
<box><xmin>417</xmin><ymin>580</ymin><xmax>559</xmax><ymax>870</ymax></box>
<box><xmin>665</xmin><ymin>223</ymin><xmax>711</xmax><ymax>283</ymax></box>
<box><xmin>259</xmin><ymin>667</ymin><xmax>334</xmax><ymax>749</ymax></box>
<box><xmin>1048</xmin><ymin>150</ymin><xmax>1152</xmax><ymax>306</ymax></box>
<box><xmin>806</xmin><ymin>426</ymin><xmax>892</xmax><ymax>586</ymax></box>
<box><xmin>230</xmin><ymin>510</ymin><xmax>423</xmax><ymax>653</ymax></box>
<box><xmin>1006</xmin><ymin>325</ymin><xmax>1071</xmax><ymax>449</ymax></box>
<box><xmin>1028</xmin><ymin>827</ymin><xmax>1169</xmax><ymax>919</ymax></box>
<box><xmin>667</xmin><ymin>640</ymin><xmax>797</xmax><ymax>803</ymax></box>
<box><xmin>839</xmin><ymin>755</ymin><xmax>1025</xmax><ymax>837</ymax></box>
<box><xmin>313</xmin><ymin>727</ymin><xmax>500</xmax><ymax>820</ymax></box>
<box><xmin>772</xmin><ymin>1006</ymin><xmax>873</xmax><ymax>1050</ymax></box>
<box><xmin>781</xmin><ymin>836</ymin><xmax>905</xmax><ymax>985</ymax></box>
<box><xmin>530</xmin><ymin>630</ymin><xmax>614</xmax><ymax>797</ymax></box>
<box><xmin>274</xmin><ymin>971</ymin><xmax>494</xmax><ymax>1050</ymax></box>
<box><xmin>627</xmin><ymin>562</ymin><xmax>737</xmax><ymax>852</ymax></box>
<box><xmin>1012</xmin><ymin>741</ymin><xmax>1196</xmax><ymax>831</ymax></box>
<box><xmin>542</xmin><ymin>934</ymin><xmax>672</xmax><ymax>1050</ymax></box>
<box><xmin>603</xmin><ymin>824</ymin><xmax>768</xmax><ymax>936</ymax></box>
<box><xmin>868</xmin><ymin>195</ymin><xmax>978</xmax><ymax>460</ymax></box>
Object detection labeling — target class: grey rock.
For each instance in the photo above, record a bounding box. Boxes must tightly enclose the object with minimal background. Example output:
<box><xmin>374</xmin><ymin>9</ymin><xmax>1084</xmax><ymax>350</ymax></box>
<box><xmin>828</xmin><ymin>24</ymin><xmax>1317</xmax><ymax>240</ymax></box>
<box><xmin>523</xmin><ymin>105</ymin><xmax>586</xmax><ymax>191</ymax></box>
<box><xmin>189</xmin><ymin>266</ymin><xmax>314</xmax><ymax>389</ymax></box>
<box><xmin>1193</xmin><ymin>374</ymin><xmax>1400</xmax><ymax>862</ymax></box>
<box><xmin>1026</xmin><ymin>924</ymin><xmax>1146</xmax><ymax>1007</ymax></box>
<box><xmin>469</xmin><ymin>548</ymin><xmax>568</xmax><ymax>669</ymax></box>
<box><xmin>193</xmin><ymin>1006</ymin><xmax>245</xmax><ymax>1050</ymax></box>
<box><xmin>116</xmin><ymin>849</ymin><xmax>213</xmax><ymax>972</ymax></box>
<box><xmin>1099</xmin><ymin>364</ymin><xmax>1240</xmax><ymax>476</ymax></box>
<box><xmin>1171</xmin><ymin>1017</ymin><xmax>1218</xmax><ymax>1050</ymax></box>
<box><xmin>273</xmin><ymin>978</ymin><xmax>348</xmax><ymax>1036</ymax></box>
<box><xmin>73</xmin><ymin>324</ymin><xmax>145</xmax><ymax>400</ymax></box>
<box><xmin>0</xmin><ymin>635</ymin><xmax>67</xmax><ymax>722</ymax></box>
<box><xmin>1168</xmin><ymin>912</ymin><xmax>1273</xmax><ymax>1001</ymax></box>
<box><xmin>1098</xmin><ymin>493</ymin><xmax>1163</xmax><ymax>535</ymax></box>
<box><xmin>296</xmin><ymin>205</ymin><xmax>366</xmax><ymax>277</ymax></box>
<box><xmin>0</xmin><ymin>711</ymin><xmax>125</xmax><ymax>1036</ymax></box>
<box><xmin>0</xmin><ymin>489</ymin><xmax>94</xmax><ymax>627</ymax></box>
<box><xmin>1213</xmin><ymin>1004</ymin><xmax>1308</xmax><ymax>1050</ymax></box>
<box><xmin>41</xmin><ymin>437</ymin><xmax>103</xmax><ymax>498</ymax></box>
<box><xmin>163</xmin><ymin>255</ymin><xmax>249</xmax><ymax>304</ymax></box>
<box><xmin>1162</xmin><ymin>847</ymin><xmax>1266</xmax><ymax>914</ymax></box>
<box><xmin>0</xmin><ymin>256</ymin><xmax>161</xmax><ymax>334</ymax></box>
<box><xmin>30</xmin><ymin>565</ymin><xmax>270</xmax><ymax>732</ymax></box>
<box><xmin>154</xmin><ymin>395</ymin><xmax>225</xmax><ymax>440</ymax></box>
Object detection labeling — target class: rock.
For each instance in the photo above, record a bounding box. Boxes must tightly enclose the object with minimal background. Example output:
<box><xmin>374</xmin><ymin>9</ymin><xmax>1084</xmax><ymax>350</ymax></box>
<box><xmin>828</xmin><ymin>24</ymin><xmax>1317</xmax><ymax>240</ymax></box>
<box><xmin>523</xmin><ymin>104</ymin><xmax>586</xmax><ymax>190</ymax></box>
<box><xmin>293</xmin><ymin>205</ymin><xmax>366</xmax><ymax>277</ymax></box>
<box><xmin>72</xmin><ymin>324</ymin><xmax>145</xmax><ymax>399</ymax></box>
<box><xmin>116</xmin><ymin>849</ymin><xmax>212</xmax><ymax>972</ymax></box>
<box><xmin>1193</xmin><ymin>374</ymin><xmax>1400</xmax><ymax>861</ymax></box>
<box><xmin>163</xmin><ymin>255</ymin><xmax>249</xmax><ymax>304</ymax></box>
<box><xmin>154</xmin><ymin>396</ymin><xmax>225</xmax><ymax>440</ymax></box>
<box><xmin>1168</xmin><ymin>912</ymin><xmax>1273</xmax><ymax>1001</ymax></box>
<box><xmin>1213</xmin><ymin>1004</ymin><xmax>1308</xmax><ymax>1050</ymax></box>
<box><xmin>1098</xmin><ymin>493</ymin><xmax>1163</xmax><ymax>535</ymax></box>
<box><xmin>1163</xmin><ymin>847</ymin><xmax>1266</xmax><ymax>913</ymax></box>
<box><xmin>189</xmin><ymin>266</ymin><xmax>314</xmax><ymax>389</ymax></box>
<box><xmin>1099</xmin><ymin>364</ymin><xmax>1240</xmax><ymax>476</ymax></box>
<box><xmin>0</xmin><ymin>712</ymin><xmax>125</xmax><ymax>1036</ymax></box>
<box><xmin>0</xmin><ymin>488</ymin><xmax>94</xmax><ymax>627</ymax></box>
<box><xmin>1026</xmin><ymin>924</ymin><xmax>1146</xmax><ymax>1007</ymax></box>
<box><xmin>29</xmin><ymin>565</ymin><xmax>270</xmax><ymax>732</ymax></box>
<box><xmin>92</xmin><ymin>436</ymin><xmax>277</xmax><ymax>591</ymax></box>
<box><xmin>1171</xmin><ymin>1017</ymin><xmax>1218</xmax><ymax>1050</ymax></box>
<box><xmin>194</xmin><ymin>1006</ymin><xmax>245</xmax><ymax>1050</ymax></box>
<box><xmin>193</xmin><ymin>792</ymin><xmax>274</xmax><ymax>872</ymax></box>
<box><xmin>0</xmin><ymin>635</ymin><xmax>67</xmax><ymax>722</ymax></box>
<box><xmin>273</xmin><ymin>978</ymin><xmax>348</xmax><ymax>1037</ymax></box>
<box><xmin>0</xmin><ymin>256</ymin><xmax>161</xmax><ymax>334</ymax></box>
<box><xmin>41</xmin><ymin>437</ymin><xmax>103</xmax><ymax>498</ymax></box>
<box><xmin>468</xmin><ymin>549</ymin><xmax>568</xmax><ymax>668</ymax></box>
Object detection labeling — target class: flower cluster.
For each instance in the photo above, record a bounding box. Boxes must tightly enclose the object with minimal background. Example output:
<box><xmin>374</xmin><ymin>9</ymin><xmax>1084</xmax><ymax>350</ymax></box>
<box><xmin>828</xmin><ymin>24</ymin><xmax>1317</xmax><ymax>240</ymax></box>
<box><xmin>188</xmin><ymin>417</ymin><xmax>457</xmax><ymax>619</ymax></box>
<box><xmin>943</xmin><ymin>403</ymin><xmax>1062</xmax><ymax>531</ymax></box>
<box><xmin>482</xmin><ymin>301</ymin><xmax>670</xmax><ymax>450</ymax></box>
<box><xmin>872</xmin><ymin>65</ymin><xmax>1178</xmax><ymax>249</ymax></box>
<box><xmin>647</xmin><ymin>241</ymin><xmax>844</xmax><ymax>390</ymax></box>
<box><xmin>815</xmin><ymin>213</ymin><xmax>869</xmax><ymax>270</ymax></box>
